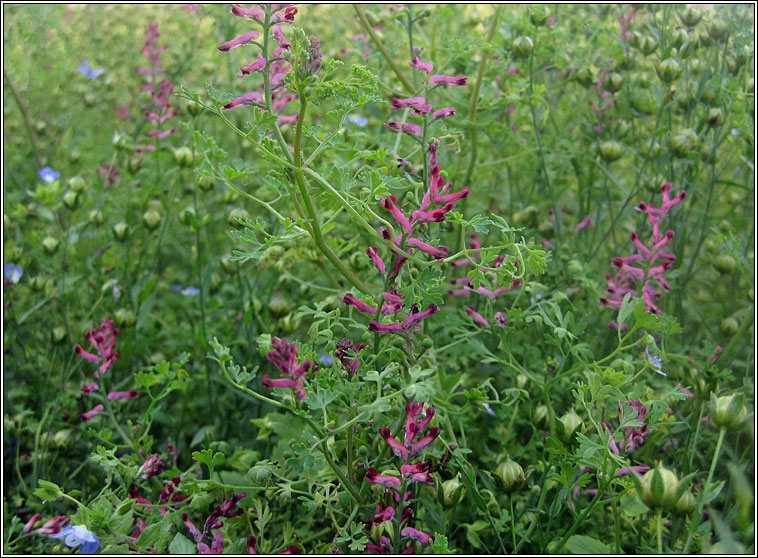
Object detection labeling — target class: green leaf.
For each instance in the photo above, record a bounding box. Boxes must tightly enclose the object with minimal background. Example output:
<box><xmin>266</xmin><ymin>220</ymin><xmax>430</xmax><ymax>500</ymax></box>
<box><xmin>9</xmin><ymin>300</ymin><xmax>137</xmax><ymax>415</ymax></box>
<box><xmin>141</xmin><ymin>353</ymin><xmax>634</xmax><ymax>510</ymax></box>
<box><xmin>33</xmin><ymin>479</ymin><xmax>63</xmax><ymax>501</ymax></box>
<box><xmin>168</xmin><ymin>533</ymin><xmax>197</xmax><ymax>555</ymax></box>
<box><xmin>431</xmin><ymin>533</ymin><xmax>454</xmax><ymax>554</ymax></box>
<box><xmin>565</xmin><ymin>535</ymin><xmax>611</xmax><ymax>554</ymax></box>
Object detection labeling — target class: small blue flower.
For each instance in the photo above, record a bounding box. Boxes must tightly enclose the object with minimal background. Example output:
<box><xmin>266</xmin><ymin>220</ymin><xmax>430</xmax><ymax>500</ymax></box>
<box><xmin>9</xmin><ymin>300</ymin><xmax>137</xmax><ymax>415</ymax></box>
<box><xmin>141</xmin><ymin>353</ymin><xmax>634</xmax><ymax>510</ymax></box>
<box><xmin>4</xmin><ymin>263</ymin><xmax>23</xmax><ymax>284</ymax></box>
<box><xmin>348</xmin><ymin>114</ymin><xmax>368</xmax><ymax>127</ymax></box>
<box><xmin>180</xmin><ymin>287</ymin><xmax>200</xmax><ymax>296</ymax></box>
<box><xmin>481</xmin><ymin>402</ymin><xmax>496</xmax><ymax>416</ymax></box>
<box><xmin>77</xmin><ymin>60</ymin><xmax>104</xmax><ymax>79</ymax></box>
<box><xmin>646</xmin><ymin>346</ymin><xmax>666</xmax><ymax>376</ymax></box>
<box><xmin>50</xmin><ymin>526</ymin><xmax>99</xmax><ymax>554</ymax></box>
<box><xmin>39</xmin><ymin>167</ymin><xmax>60</xmax><ymax>183</ymax></box>
<box><xmin>317</xmin><ymin>353</ymin><xmax>333</xmax><ymax>366</ymax></box>
<box><xmin>169</xmin><ymin>285</ymin><xmax>183</xmax><ymax>292</ymax></box>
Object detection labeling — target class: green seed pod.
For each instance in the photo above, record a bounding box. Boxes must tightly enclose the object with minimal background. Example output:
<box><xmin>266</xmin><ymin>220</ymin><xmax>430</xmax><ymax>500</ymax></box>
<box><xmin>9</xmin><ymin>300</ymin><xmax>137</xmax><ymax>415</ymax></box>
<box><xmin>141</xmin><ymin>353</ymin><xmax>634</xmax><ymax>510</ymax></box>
<box><xmin>720</xmin><ymin>317</ymin><xmax>739</xmax><ymax>336</ymax></box>
<box><xmin>713</xmin><ymin>254</ymin><xmax>736</xmax><ymax>274</ymax></box>
<box><xmin>533</xmin><ymin>404</ymin><xmax>548</xmax><ymax>426</ymax></box>
<box><xmin>603</xmin><ymin>72</ymin><xmax>624</xmax><ymax>93</ymax></box>
<box><xmin>127</xmin><ymin>156</ymin><xmax>143</xmax><ymax>175</ymax></box>
<box><xmin>42</xmin><ymin>236</ymin><xmax>60</xmax><ymax>255</ymax></box>
<box><xmin>680</xmin><ymin>7</ymin><xmax>702</xmax><ymax>27</ymax></box>
<box><xmin>614</xmin><ymin>119</ymin><xmax>631</xmax><ymax>139</ymax></box>
<box><xmin>280</xmin><ymin>312</ymin><xmax>301</xmax><ymax>333</ymax></box>
<box><xmin>639</xmin><ymin>35</ymin><xmax>657</xmax><ymax>56</ymax></box>
<box><xmin>628</xmin><ymin>31</ymin><xmax>642</xmax><ymax>49</ymax></box>
<box><xmin>528</xmin><ymin>6</ymin><xmax>550</xmax><ymax>27</ymax></box>
<box><xmin>516</xmin><ymin>374</ymin><xmax>528</xmax><ymax>390</ymax></box>
<box><xmin>201</xmin><ymin>60</ymin><xmax>216</xmax><ymax>75</ymax></box>
<box><xmin>656</xmin><ymin>58</ymin><xmax>681</xmax><ymax>83</ymax></box>
<box><xmin>557</xmin><ymin>409</ymin><xmax>582</xmax><ymax>443</ymax></box>
<box><xmin>112</xmin><ymin>132</ymin><xmax>133</xmax><ymax>152</ymax></box>
<box><xmin>600</xmin><ymin>140</ymin><xmax>624</xmax><ymax>162</ymax></box>
<box><xmin>173</xmin><ymin>146</ymin><xmax>194</xmax><ymax>168</ymax></box>
<box><xmin>187</xmin><ymin>100</ymin><xmax>204</xmax><ymax>117</ymax></box>
<box><xmin>228</xmin><ymin>207</ymin><xmax>250</xmax><ymax>228</ymax></box>
<box><xmin>631</xmin><ymin>88</ymin><xmax>658</xmax><ymax>114</ymax></box>
<box><xmin>495</xmin><ymin>457</ymin><xmax>526</xmax><ymax>493</ymax></box>
<box><xmin>707</xmin><ymin>18</ymin><xmax>728</xmax><ymax>41</ymax></box>
<box><xmin>440</xmin><ymin>474</ymin><xmax>466</xmax><ymax>507</ymax></box>
<box><xmin>52</xmin><ymin>326</ymin><xmax>67</xmax><ymax>344</ymax></box>
<box><xmin>575</xmin><ymin>67</ymin><xmax>594</xmax><ymax>88</ymax></box>
<box><xmin>198</xmin><ymin>175</ymin><xmax>215</xmax><ymax>192</ymax></box>
<box><xmin>31</xmin><ymin>276</ymin><xmax>47</xmax><ymax>292</ymax></box>
<box><xmin>669</xmin><ymin>132</ymin><xmax>693</xmax><ymax>158</ymax></box>
<box><xmin>179</xmin><ymin>206</ymin><xmax>196</xmax><ymax>226</ymax></box>
<box><xmin>640</xmin><ymin>464</ymin><xmax>680</xmax><ymax>511</ymax></box>
<box><xmin>115</xmin><ymin>308</ymin><xmax>137</xmax><ymax>327</ymax></box>
<box><xmin>746</xmin><ymin>78</ymin><xmax>754</xmax><ymax>94</ymax></box>
<box><xmin>113</xmin><ymin>221</ymin><xmax>130</xmax><ymax>242</ymax></box>
<box><xmin>248</xmin><ymin>460</ymin><xmax>276</xmax><ymax>484</ymax></box>
<box><xmin>68</xmin><ymin>176</ymin><xmax>87</xmax><ymax>192</ymax></box>
<box><xmin>675</xmin><ymin>488</ymin><xmax>696</xmax><ymax>516</ymax></box>
<box><xmin>710</xmin><ymin>393</ymin><xmax>746</xmax><ymax>429</ymax></box>
<box><xmin>142</xmin><ymin>209</ymin><xmax>162</xmax><ymax>231</ymax></box>
<box><xmin>707</xmin><ymin>107</ymin><xmax>724</xmax><ymax>127</ymax></box>
<box><xmin>267</xmin><ymin>296</ymin><xmax>290</xmax><ymax>317</ymax></box>
<box><xmin>62</xmin><ymin>190</ymin><xmax>79</xmax><ymax>210</ymax></box>
<box><xmin>422</xmin><ymin>338</ymin><xmax>434</xmax><ymax>349</ymax></box>
<box><xmin>512</xmin><ymin>36</ymin><xmax>534</xmax><ymax>59</ymax></box>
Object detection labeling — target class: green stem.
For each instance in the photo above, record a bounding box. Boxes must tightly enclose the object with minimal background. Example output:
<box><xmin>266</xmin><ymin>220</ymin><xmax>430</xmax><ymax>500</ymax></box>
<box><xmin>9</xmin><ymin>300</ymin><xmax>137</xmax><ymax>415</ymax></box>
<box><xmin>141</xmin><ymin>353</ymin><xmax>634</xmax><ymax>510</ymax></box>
<box><xmin>354</xmin><ymin>5</ymin><xmax>415</xmax><ymax>94</ymax></box>
<box><xmin>656</xmin><ymin>508</ymin><xmax>663</xmax><ymax>553</ymax></box>
<box><xmin>554</xmin><ymin>476</ymin><xmax>612</xmax><ymax>553</ymax></box>
<box><xmin>509</xmin><ymin>493</ymin><xmax>517</xmax><ymax>553</ymax></box>
<box><xmin>3</xmin><ymin>69</ymin><xmax>43</xmax><ymax>168</ymax></box>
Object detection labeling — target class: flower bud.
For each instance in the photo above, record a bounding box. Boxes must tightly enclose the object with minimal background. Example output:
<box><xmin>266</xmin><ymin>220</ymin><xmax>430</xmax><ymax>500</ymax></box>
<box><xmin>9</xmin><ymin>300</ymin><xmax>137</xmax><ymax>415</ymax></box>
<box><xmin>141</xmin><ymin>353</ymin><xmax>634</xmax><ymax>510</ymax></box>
<box><xmin>68</xmin><ymin>176</ymin><xmax>87</xmax><ymax>192</ymax></box>
<box><xmin>187</xmin><ymin>100</ymin><xmax>204</xmax><ymax>117</ymax></box>
<box><xmin>84</xmin><ymin>92</ymin><xmax>97</xmax><ymax>107</ymax></box>
<box><xmin>656</xmin><ymin>58</ymin><xmax>681</xmax><ymax>83</ymax></box>
<box><xmin>675</xmin><ymin>488</ymin><xmax>696</xmax><ymax>516</ymax></box>
<box><xmin>557</xmin><ymin>409</ymin><xmax>582</xmax><ymax>443</ymax></box>
<box><xmin>62</xmin><ymin>190</ymin><xmax>79</xmax><ymax>210</ymax></box>
<box><xmin>179</xmin><ymin>206</ymin><xmax>196</xmax><ymax>226</ymax></box>
<box><xmin>248</xmin><ymin>460</ymin><xmax>275</xmax><ymax>484</ymax></box>
<box><xmin>720</xmin><ymin>317</ymin><xmax>739</xmax><ymax>336</ymax></box>
<box><xmin>42</xmin><ymin>236</ymin><xmax>60</xmax><ymax>255</ymax></box>
<box><xmin>68</xmin><ymin>149</ymin><xmax>82</xmax><ymax>163</ymax></box>
<box><xmin>575</xmin><ymin>67</ymin><xmax>594</xmax><ymax>88</ymax></box>
<box><xmin>112</xmin><ymin>132</ymin><xmax>133</xmax><ymax>152</ymax></box>
<box><xmin>533</xmin><ymin>405</ymin><xmax>549</xmax><ymax>426</ymax></box>
<box><xmin>516</xmin><ymin>374</ymin><xmax>528</xmax><ymax>390</ymax></box>
<box><xmin>52</xmin><ymin>326</ymin><xmax>67</xmax><ymax>344</ymax></box>
<box><xmin>707</xmin><ymin>107</ymin><xmax>724</xmax><ymax>127</ymax></box>
<box><xmin>603</xmin><ymin>72</ymin><xmax>624</xmax><ymax>93</ymax></box>
<box><xmin>127</xmin><ymin>156</ymin><xmax>143</xmax><ymax>175</ymax></box>
<box><xmin>640</xmin><ymin>464</ymin><xmax>680</xmax><ymax>511</ymax></box>
<box><xmin>528</xmin><ymin>6</ymin><xmax>550</xmax><ymax>27</ymax></box>
<box><xmin>495</xmin><ymin>457</ymin><xmax>526</xmax><ymax>493</ymax></box>
<box><xmin>680</xmin><ymin>7</ymin><xmax>702</xmax><ymax>27</ymax></box>
<box><xmin>173</xmin><ymin>146</ymin><xmax>194</xmax><ymax>168</ymax></box>
<box><xmin>440</xmin><ymin>473</ymin><xmax>466</xmax><ymax>507</ymax></box>
<box><xmin>268</xmin><ymin>296</ymin><xmax>290</xmax><ymax>317</ymax></box>
<box><xmin>631</xmin><ymin>88</ymin><xmax>657</xmax><ymax>114</ymax></box>
<box><xmin>198</xmin><ymin>175</ymin><xmax>215</xmax><ymax>192</ymax></box>
<box><xmin>113</xmin><ymin>221</ymin><xmax>129</xmax><ymax>242</ymax></box>
<box><xmin>600</xmin><ymin>140</ymin><xmax>624</xmax><ymax>162</ymax></box>
<box><xmin>710</xmin><ymin>393</ymin><xmax>746</xmax><ymax>429</ymax></box>
<box><xmin>713</xmin><ymin>254</ymin><xmax>736</xmax><ymax>274</ymax></box>
<box><xmin>669</xmin><ymin>130</ymin><xmax>695</xmax><ymax>158</ymax></box>
<box><xmin>280</xmin><ymin>312</ymin><xmax>301</xmax><ymax>333</ymax></box>
<box><xmin>142</xmin><ymin>209</ymin><xmax>162</xmax><ymax>231</ymax></box>
<box><xmin>707</xmin><ymin>18</ymin><xmax>728</xmax><ymax>41</ymax></box>
<box><xmin>228</xmin><ymin>207</ymin><xmax>250</xmax><ymax>228</ymax></box>
<box><xmin>52</xmin><ymin>429</ymin><xmax>75</xmax><ymax>449</ymax></box>
<box><xmin>671</xmin><ymin>28</ymin><xmax>689</xmax><ymax>49</ymax></box>
<box><xmin>115</xmin><ymin>308</ymin><xmax>137</xmax><ymax>327</ymax></box>
<box><xmin>639</xmin><ymin>35</ymin><xmax>657</xmax><ymax>56</ymax></box>
<box><xmin>512</xmin><ymin>36</ymin><xmax>534</xmax><ymax>59</ymax></box>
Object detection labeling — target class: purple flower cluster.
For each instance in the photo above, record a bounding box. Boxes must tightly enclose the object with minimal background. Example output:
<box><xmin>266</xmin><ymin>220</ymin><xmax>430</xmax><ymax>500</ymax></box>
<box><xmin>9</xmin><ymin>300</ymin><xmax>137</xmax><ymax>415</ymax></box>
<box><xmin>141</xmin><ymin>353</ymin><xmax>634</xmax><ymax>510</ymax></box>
<box><xmin>262</xmin><ymin>337</ymin><xmax>314</xmax><ymax>400</ymax></box>
<box><xmin>182</xmin><ymin>493</ymin><xmax>246</xmax><ymax>555</ymax></box>
<box><xmin>599</xmin><ymin>182</ymin><xmax>686</xmax><ymax>316</ymax></box>
<box><xmin>602</xmin><ymin>399</ymin><xmax>652</xmax><ymax>455</ymax></box>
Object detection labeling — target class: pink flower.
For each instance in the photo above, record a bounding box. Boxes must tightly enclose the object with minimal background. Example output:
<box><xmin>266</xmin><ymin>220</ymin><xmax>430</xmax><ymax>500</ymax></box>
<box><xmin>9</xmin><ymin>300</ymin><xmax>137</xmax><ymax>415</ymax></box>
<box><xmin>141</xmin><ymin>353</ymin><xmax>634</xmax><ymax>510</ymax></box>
<box><xmin>380</xmin><ymin>195</ymin><xmax>413</xmax><ymax>234</ymax></box>
<box><xmin>494</xmin><ymin>312</ymin><xmax>508</xmax><ymax>327</ymax></box>
<box><xmin>222</xmin><ymin>91</ymin><xmax>264</xmax><ymax>110</ymax></box>
<box><xmin>372</xmin><ymin>504</ymin><xmax>395</xmax><ymax>524</ymax></box>
<box><xmin>406</xmin><ymin>238</ymin><xmax>448</xmax><ymax>261</ymax></box>
<box><xmin>81</xmin><ymin>382</ymin><xmax>99</xmax><ymax>394</ymax></box>
<box><xmin>230</xmin><ymin>5</ymin><xmax>264</xmax><ymax>21</ymax></box>
<box><xmin>137</xmin><ymin>454</ymin><xmax>166</xmax><ymax>480</ymax></box>
<box><xmin>22</xmin><ymin>514</ymin><xmax>41</xmax><ymax>536</ymax></box>
<box><xmin>147</xmin><ymin>128</ymin><xmax>175</xmax><ymax>139</ymax></box>
<box><xmin>401</xmin><ymin>526</ymin><xmax>434</xmax><ymax>545</ymax></box>
<box><xmin>272</xmin><ymin>25</ymin><xmax>291</xmax><ymax>49</ymax></box>
<box><xmin>74</xmin><ymin>318</ymin><xmax>119</xmax><ymax>377</ymax></box>
<box><xmin>34</xmin><ymin>516</ymin><xmax>69</xmax><ymax>535</ymax></box>
<box><xmin>108</xmin><ymin>390</ymin><xmax>139</xmax><ymax>401</ymax></box>
<box><xmin>573</xmin><ymin>215</ymin><xmax>592</xmax><ymax>233</ymax></box>
<box><xmin>379</xmin><ymin>428</ymin><xmax>409</xmax><ymax>460</ymax></box>
<box><xmin>400</xmin><ymin>461</ymin><xmax>434</xmax><ymax>485</ymax></box>
<box><xmin>237</xmin><ymin>52</ymin><xmax>267</xmax><ymax>77</ymax></box>
<box><xmin>364</xmin><ymin>467</ymin><xmax>402</xmax><ymax>488</ymax></box>
<box><xmin>272</xmin><ymin>6</ymin><xmax>297</xmax><ymax>24</ymax></box>
<box><xmin>217</xmin><ymin>30</ymin><xmax>261</xmax><ymax>52</ymax></box>
<box><xmin>340</xmin><ymin>292</ymin><xmax>377</xmax><ymax>314</ymax></box>
<box><xmin>390</xmin><ymin>96</ymin><xmax>426</xmax><ymax>109</ymax></box>
<box><xmin>366</xmin><ymin>246</ymin><xmax>386</xmax><ymax>275</ymax></box>
<box><xmin>465</xmin><ymin>306</ymin><xmax>491</xmax><ymax>328</ymax></box>
<box><xmin>431</xmin><ymin>107</ymin><xmax>456</xmax><ymax>119</ymax></box>
<box><xmin>335</xmin><ymin>339</ymin><xmax>364</xmax><ymax>376</ymax></box>
<box><xmin>410</xmin><ymin>56</ymin><xmax>433</xmax><ymax>74</ymax></box>
<box><xmin>383</xmin><ymin>121</ymin><xmax>422</xmax><ymax>136</ymax></box>
<box><xmin>80</xmin><ymin>404</ymin><xmax>104</xmax><ymax>422</ymax></box>
<box><xmin>429</xmin><ymin>74</ymin><xmax>468</xmax><ymax>86</ymax></box>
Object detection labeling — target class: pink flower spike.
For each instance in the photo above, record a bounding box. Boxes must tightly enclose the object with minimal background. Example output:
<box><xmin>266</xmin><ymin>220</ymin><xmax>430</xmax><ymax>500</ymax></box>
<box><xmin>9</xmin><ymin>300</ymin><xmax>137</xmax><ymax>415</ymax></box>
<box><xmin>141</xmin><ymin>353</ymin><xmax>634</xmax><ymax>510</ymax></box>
<box><xmin>237</xmin><ymin>53</ymin><xmax>266</xmax><ymax>77</ymax></box>
<box><xmin>222</xmin><ymin>91</ymin><xmax>264</xmax><ymax>110</ymax></box>
<box><xmin>34</xmin><ymin>516</ymin><xmax>69</xmax><ymax>535</ymax></box>
<box><xmin>364</xmin><ymin>467</ymin><xmax>402</xmax><ymax>488</ymax></box>
<box><xmin>402</xmin><ymin>303</ymin><xmax>440</xmax><ymax>330</ymax></box>
<box><xmin>429</xmin><ymin>74</ymin><xmax>468</xmax><ymax>86</ymax></box>
<box><xmin>406</xmin><ymin>237</ymin><xmax>448</xmax><ymax>261</ymax></box>
<box><xmin>401</xmin><ymin>526</ymin><xmax>435</xmax><ymax>545</ymax></box>
<box><xmin>400</xmin><ymin>462</ymin><xmax>434</xmax><ymax>485</ymax></box>
<box><xmin>217</xmin><ymin>30</ymin><xmax>260</xmax><ymax>52</ymax></box>
<box><xmin>573</xmin><ymin>215</ymin><xmax>592</xmax><ymax>233</ymax></box>
<box><xmin>146</xmin><ymin>128</ymin><xmax>175</xmax><ymax>139</ymax></box>
<box><xmin>108</xmin><ymin>390</ymin><xmax>139</xmax><ymax>401</ymax></box>
<box><xmin>366</xmin><ymin>246</ymin><xmax>386</xmax><ymax>275</ymax></box>
<box><xmin>465</xmin><ymin>305</ymin><xmax>491</xmax><ymax>328</ymax></box>
<box><xmin>373</xmin><ymin>504</ymin><xmax>396</xmax><ymax>524</ymax></box>
<box><xmin>272</xmin><ymin>25</ymin><xmax>291</xmax><ymax>49</ymax></box>
<box><xmin>230</xmin><ymin>5</ymin><xmax>264</xmax><ymax>21</ymax></box>
<box><xmin>75</xmin><ymin>344</ymin><xmax>100</xmax><ymax>365</ymax></box>
<box><xmin>411</xmin><ymin>203</ymin><xmax>454</xmax><ymax>224</ymax></box>
<box><xmin>81</xmin><ymin>382</ymin><xmax>99</xmax><ymax>394</ymax></box>
<box><xmin>431</xmin><ymin>107</ymin><xmax>456</xmax><ymax>119</ymax></box>
<box><xmin>380</xmin><ymin>195</ymin><xmax>413</xmax><ymax>234</ymax></box>
<box><xmin>384</xmin><ymin>121</ymin><xmax>422</xmax><ymax>136</ymax></box>
<box><xmin>340</xmin><ymin>293</ymin><xmax>378</xmax><ymax>314</ymax></box>
<box><xmin>390</xmin><ymin>96</ymin><xmax>426</xmax><ymax>109</ymax></box>
<box><xmin>81</xmin><ymin>404</ymin><xmax>104</xmax><ymax>421</ymax></box>
<box><xmin>379</xmin><ymin>428</ymin><xmax>410</xmax><ymax>461</ymax></box>
<box><xmin>272</xmin><ymin>6</ymin><xmax>297</xmax><ymax>24</ymax></box>
<box><xmin>410</xmin><ymin>55</ymin><xmax>433</xmax><ymax>73</ymax></box>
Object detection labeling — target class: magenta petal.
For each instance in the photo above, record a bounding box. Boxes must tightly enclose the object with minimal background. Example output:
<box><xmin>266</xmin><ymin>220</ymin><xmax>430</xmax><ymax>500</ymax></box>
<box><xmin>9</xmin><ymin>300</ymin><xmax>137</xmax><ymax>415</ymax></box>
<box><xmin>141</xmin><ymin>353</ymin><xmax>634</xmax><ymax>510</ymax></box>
<box><xmin>217</xmin><ymin>30</ymin><xmax>260</xmax><ymax>52</ymax></box>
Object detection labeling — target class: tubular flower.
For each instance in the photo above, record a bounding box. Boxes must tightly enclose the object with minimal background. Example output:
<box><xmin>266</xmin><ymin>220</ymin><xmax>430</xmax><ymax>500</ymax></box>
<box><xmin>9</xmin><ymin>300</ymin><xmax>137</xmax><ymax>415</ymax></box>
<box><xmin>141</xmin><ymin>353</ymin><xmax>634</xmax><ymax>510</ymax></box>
<box><xmin>368</xmin><ymin>304</ymin><xmax>440</xmax><ymax>334</ymax></box>
<box><xmin>137</xmin><ymin>454</ymin><xmax>166</xmax><ymax>480</ymax></box>
<box><xmin>334</xmin><ymin>339</ymin><xmax>365</xmax><ymax>376</ymax></box>
<box><xmin>263</xmin><ymin>338</ymin><xmax>312</xmax><ymax>400</ymax></box>
<box><xmin>410</xmin><ymin>55</ymin><xmax>433</xmax><ymax>73</ymax></box>
<box><xmin>400</xmin><ymin>461</ymin><xmax>434</xmax><ymax>485</ymax></box>
<box><xmin>217</xmin><ymin>30</ymin><xmax>261</xmax><ymax>51</ymax></box>
<box><xmin>35</xmin><ymin>516</ymin><xmax>70</xmax><ymax>535</ymax></box>
<box><xmin>383</xmin><ymin>121</ymin><xmax>422</xmax><ymax>136</ymax></box>
<box><xmin>74</xmin><ymin>318</ymin><xmax>119</xmax><ymax>377</ymax></box>
<box><xmin>428</xmin><ymin>74</ymin><xmax>468</xmax><ymax>86</ymax></box>
<box><xmin>272</xmin><ymin>6</ymin><xmax>297</xmax><ymax>23</ymax></box>
<box><xmin>431</xmin><ymin>107</ymin><xmax>456</xmax><ymax>119</ymax></box>
<box><xmin>80</xmin><ymin>405</ymin><xmax>104</xmax><ymax>422</ymax></box>
<box><xmin>237</xmin><ymin>52</ymin><xmax>267</xmax><ymax>76</ymax></box>
<box><xmin>364</xmin><ymin>468</ymin><xmax>402</xmax><ymax>488</ymax></box>
<box><xmin>401</xmin><ymin>526</ymin><xmax>435</xmax><ymax>545</ymax></box>
<box><xmin>222</xmin><ymin>91</ymin><xmax>264</xmax><ymax>110</ymax></box>
<box><xmin>378</xmin><ymin>402</ymin><xmax>439</xmax><ymax>462</ymax></box>
<box><xmin>230</xmin><ymin>5</ymin><xmax>264</xmax><ymax>21</ymax></box>
<box><xmin>465</xmin><ymin>306</ymin><xmax>491</xmax><ymax>328</ymax></box>
<box><xmin>600</xmin><ymin>182</ymin><xmax>686</xmax><ymax>316</ymax></box>
<box><xmin>107</xmin><ymin>390</ymin><xmax>139</xmax><ymax>401</ymax></box>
